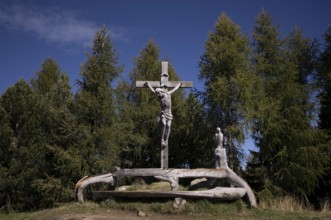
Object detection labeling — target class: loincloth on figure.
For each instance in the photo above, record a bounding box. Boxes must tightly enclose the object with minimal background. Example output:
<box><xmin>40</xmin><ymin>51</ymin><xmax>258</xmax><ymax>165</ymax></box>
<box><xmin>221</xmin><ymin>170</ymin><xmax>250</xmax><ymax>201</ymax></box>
<box><xmin>160</xmin><ymin>111</ymin><xmax>173</xmax><ymax>121</ymax></box>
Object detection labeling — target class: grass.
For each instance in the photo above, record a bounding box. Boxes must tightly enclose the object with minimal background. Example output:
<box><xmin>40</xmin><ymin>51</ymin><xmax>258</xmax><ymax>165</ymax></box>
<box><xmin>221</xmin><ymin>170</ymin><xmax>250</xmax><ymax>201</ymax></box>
<box><xmin>125</xmin><ymin>181</ymin><xmax>186</xmax><ymax>191</ymax></box>
<box><xmin>1</xmin><ymin>199</ymin><xmax>330</xmax><ymax>220</ymax></box>
<box><xmin>259</xmin><ymin>195</ymin><xmax>307</xmax><ymax>211</ymax></box>
<box><xmin>0</xmin><ymin>202</ymin><xmax>101</xmax><ymax>220</ymax></box>
<box><xmin>1</xmin><ymin>181</ymin><xmax>330</xmax><ymax>219</ymax></box>
<box><xmin>100</xmin><ymin>198</ymin><xmax>331</xmax><ymax>220</ymax></box>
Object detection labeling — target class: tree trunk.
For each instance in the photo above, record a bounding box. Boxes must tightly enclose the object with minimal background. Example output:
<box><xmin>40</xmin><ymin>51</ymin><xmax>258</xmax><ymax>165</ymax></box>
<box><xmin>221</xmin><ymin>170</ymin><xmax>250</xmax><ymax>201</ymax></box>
<box><xmin>93</xmin><ymin>187</ymin><xmax>246</xmax><ymax>200</ymax></box>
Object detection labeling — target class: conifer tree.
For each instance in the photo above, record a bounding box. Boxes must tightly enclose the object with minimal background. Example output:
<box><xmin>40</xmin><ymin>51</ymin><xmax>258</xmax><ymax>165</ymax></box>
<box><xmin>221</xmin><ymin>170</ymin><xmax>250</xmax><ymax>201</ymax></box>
<box><xmin>319</xmin><ymin>26</ymin><xmax>331</xmax><ymax>131</ymax></box>
<box><xmin>178</xmin><ymin>93</ymin><xmax>213</xmax><ymax>168</ymax></box>
<box><xmin>250</xmin><ymin>11</ymin><xmax>285</xmax><ymax>193</ymax></box>
<box><xmin>0</xmin><ymin>59</ymin><xmax>85</xmax><ymax>210</ymax></box>
<box><xmin>30</xmin><ymin>58</ymin><xmax>81</xmax><ymax>207</ymax></box>
<box><xmin>113</xmin><ymin>79</ymin><xmax>137</xmax><ymax>168</ymax></box>
<box><xmin>126</xmin><ymin>40</ymin><xmax>161</xmax><ymax>167</ymax></box>
<box><xmin>317</xmin><ymin>25</ymin><xmax>331</xmax><ymax>202</ymax></box>
<box><xmin>250</xmin><ymin>10</ymin><xmax>328</xmax><ymax>201</ymax></box>
<box><xmin>75</xmin><ymin>27</ymin><xmax>123</xmax><ymax>174</ymax></box>
<box><xmin>199</xmin><ymin>14</ymin><xmax>253</xmax><ymax>171</ymax></box>
<box><xmin>0</xmin><ymin>105</ymin><xmax>13</xmax><ymax>212</ymax></box>
<box><xmin>0</xmin><ymin>80</ymin><xmax>45</xmax><ymax>210</ymax></box>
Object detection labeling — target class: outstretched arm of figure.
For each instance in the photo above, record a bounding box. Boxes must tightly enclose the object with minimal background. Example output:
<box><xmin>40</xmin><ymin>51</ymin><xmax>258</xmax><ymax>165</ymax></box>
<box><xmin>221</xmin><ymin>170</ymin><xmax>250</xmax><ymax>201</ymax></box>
<box><xmin>144</xmin><ymin>82</ymin><xmax>156</xmax><ymax>93</ymax></box>
<box><xmin>169</xmin><ymin>82</ymin><xmax>182</xmax><ymax>94</ymax></box>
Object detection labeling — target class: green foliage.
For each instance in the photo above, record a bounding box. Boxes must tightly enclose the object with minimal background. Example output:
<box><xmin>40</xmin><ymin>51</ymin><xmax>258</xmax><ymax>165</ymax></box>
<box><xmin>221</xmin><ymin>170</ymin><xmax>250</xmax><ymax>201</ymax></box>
<box><xmin>31</xmin><ymin>177</ymin><xmax>73</xmax><ymax>207</ymax></box>
<box><xmin>0</xmin><ymin>105</ymin><xmax>14</xmax><ymax>213</ymax></box>
<box><xmin>31</xmin><ymin>58</ymin><xmax>83</xmax><ymax>208</ymax></box>
<box><xmin>125</xmin><ymin>40</ymin><xmax>162</xmax><ymax>167</ymax></box>
<box><xmin>31</xmin><ymin>58</ymin><xmax>63</xmax><ymax>94</ymax></box>
<box><xmin>248</xmin><ymin>10</ymin><xmax>329</xmax><ymax>203</ymax></box>
<box><xmin>0</xmin><ymin>59</ymin><xmax>87</xmax><ymax>211</ymax></box>
<box><xmin>319</xmin><ymin>26</ymin><xmax>331</xmax><ymax>131</ymax></box>
<box><xmin>0</xmin><ymin>80</ymin><xmax>46</xmax><ymax>210</ymax></box>
<box><xmin>316</xmin><ymin>25</ymin><xmax>331</xmax><ymax>202</ymax></box>
<box><xmin>199</xmin><ymin>14</ymin><xmax>254</xmax><ymax>171</ymax></box>
<box><xmin>172</xmin><ymin>93</ymin><xmax>212</xmax><ymax>168</ymax></box>
<box><xmin>74</xmin><ymin>27</ymin><xmax>123</xmax><ymax>174</ymax></box>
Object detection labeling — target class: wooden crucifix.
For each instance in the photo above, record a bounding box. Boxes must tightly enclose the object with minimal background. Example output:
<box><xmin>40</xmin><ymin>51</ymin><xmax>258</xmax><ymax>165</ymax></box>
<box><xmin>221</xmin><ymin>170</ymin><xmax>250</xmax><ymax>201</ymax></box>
<box><xmin>136</xmin><ymin>61</ymin><xmax>193</xmax><ymax>169</ymax></box>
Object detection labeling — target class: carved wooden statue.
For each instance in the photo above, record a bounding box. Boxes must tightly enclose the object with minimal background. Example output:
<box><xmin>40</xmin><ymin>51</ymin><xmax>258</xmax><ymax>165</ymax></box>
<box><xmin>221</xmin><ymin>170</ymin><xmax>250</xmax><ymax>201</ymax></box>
<box><xmin>214</xmin><ymin>127</ymin><xmax>227</xmax><ymax>168</ymax></box>
<box><xmin>144</xmin><ymin>81</ymin><xmax>182</xmax><ymax>149</ymax></box>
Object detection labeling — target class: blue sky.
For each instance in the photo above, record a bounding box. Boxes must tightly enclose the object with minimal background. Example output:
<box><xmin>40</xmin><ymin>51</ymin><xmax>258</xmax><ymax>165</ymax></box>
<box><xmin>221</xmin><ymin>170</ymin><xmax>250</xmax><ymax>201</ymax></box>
<box><xmin>1</xmin><ymin>0</ymin><xmax>330</xmax><ymax>157</ymax></box>
<box><xmin>1</xmin><ymin>0</ymin><xmax>330</xmax><ymax>95</ymax></box>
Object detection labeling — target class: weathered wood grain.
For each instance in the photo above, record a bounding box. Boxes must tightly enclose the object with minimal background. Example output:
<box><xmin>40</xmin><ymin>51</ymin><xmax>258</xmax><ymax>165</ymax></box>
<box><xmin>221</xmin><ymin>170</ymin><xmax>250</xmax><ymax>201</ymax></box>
<box><xmin>136</xmin><ymin>81</ymin><xmax>193</xmax><ymax>88</ymax></box>
<box><xmin>75</xmin><ymin>168</ymin><xmax>257</xmax><ymax>208</ymax></box>
<box><xmin>93</xmin><ymin>187</ymin><xmax>246</xmax><ymax>200</ymax></box>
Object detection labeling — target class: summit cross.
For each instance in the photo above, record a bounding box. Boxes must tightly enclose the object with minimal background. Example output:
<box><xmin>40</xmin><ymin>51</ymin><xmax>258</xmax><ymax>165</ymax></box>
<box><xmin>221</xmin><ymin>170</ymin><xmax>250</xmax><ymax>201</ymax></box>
<box><xmin>136</xmin><ymin>61</ymin><xmax>193</xmax><ymax>169</ymax></box>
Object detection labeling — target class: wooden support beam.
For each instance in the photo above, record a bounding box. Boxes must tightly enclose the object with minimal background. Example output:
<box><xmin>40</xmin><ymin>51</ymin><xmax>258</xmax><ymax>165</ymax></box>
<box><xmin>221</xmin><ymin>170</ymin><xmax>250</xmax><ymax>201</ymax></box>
<box><xmin>114</xmin><ymin>168</ymin><xmax>228</xmax><ymax>178</ymax></box>
<box><xmin>75</xmin><ymin>168</ymin><xmax>257</xmax><ymax>208</ymax></box>
<box><xmin>75</xmin><ymin>174</ymin><xmax>114</xmax><ymax>203</ymax></box>
<box><xmin>93</xmin><ymin>187</ymin><xmax>246</xmax><ymax>200</ymax></box>
<box><xmin>136</xmin><ymin>81</ymin><xmax>193</xmax><ymax>88</ymax></box>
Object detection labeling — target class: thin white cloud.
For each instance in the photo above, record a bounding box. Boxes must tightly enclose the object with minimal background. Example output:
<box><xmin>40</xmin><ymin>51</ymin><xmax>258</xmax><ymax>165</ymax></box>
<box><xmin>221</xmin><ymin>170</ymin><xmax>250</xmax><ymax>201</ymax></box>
<box><xmin>0</xmin><ymin>4</ymin><xmax>128</xmax><ymax>47</ymax></box>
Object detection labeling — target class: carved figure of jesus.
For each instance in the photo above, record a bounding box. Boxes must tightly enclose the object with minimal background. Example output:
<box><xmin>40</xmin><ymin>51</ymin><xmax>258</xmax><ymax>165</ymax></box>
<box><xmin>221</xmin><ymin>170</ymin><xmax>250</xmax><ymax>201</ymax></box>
<box><xmin>145</xmin><ymin>81</ymin><xmax>182</xmax><ymax>148</ymax></box>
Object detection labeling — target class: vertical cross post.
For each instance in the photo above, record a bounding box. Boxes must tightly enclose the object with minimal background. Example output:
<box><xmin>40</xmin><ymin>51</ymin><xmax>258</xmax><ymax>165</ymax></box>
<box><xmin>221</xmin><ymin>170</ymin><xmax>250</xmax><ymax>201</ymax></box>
<box><xmin>160</xmin><ymin>62</ymin><xmax>168</xmax><ymax>169</ymax></box>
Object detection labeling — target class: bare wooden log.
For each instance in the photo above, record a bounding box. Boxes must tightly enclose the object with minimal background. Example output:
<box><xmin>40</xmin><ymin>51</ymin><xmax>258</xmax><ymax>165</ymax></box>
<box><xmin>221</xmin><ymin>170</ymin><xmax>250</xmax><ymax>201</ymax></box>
<box><xmin>75</xmin><ymin>173</ymin><xmax>114</xmax><ymax>203</ymax></box>
<box><xmin>75</xmin><ymin>169</ymin><xmax>228</xmax><ymax>202</ymax></box>
<box><xmin>136</xmin><ymin>81</ymin><xmax>193</xmax><ymax>88</ymax></box>
<box><xmin>114</xmin><ymin>168</ymin><xmax>165</xmax><ymax>176</ymax></box>
<box><xmin>226</xmin><ymin>168</ymin><xmax>257</xmax><ymax>208</ymax></box>
<box><xmin>154</xmin><ymin>176</ymin><xmax>179</xmax><ymax>191</ymax></box>
<box><xmin>114</xmin><ymin>168</ymin><xmax>228</xmax><ymax>179</ymax></box>
<box><xmin>75</xmin><ymin>168</ymin><xmax>256</xmax><ymax>207</ymax></box>
<box><xmin>93</xmin><ymin>187</ymin><xmax>246</xmax><ymax>200</ymax></box>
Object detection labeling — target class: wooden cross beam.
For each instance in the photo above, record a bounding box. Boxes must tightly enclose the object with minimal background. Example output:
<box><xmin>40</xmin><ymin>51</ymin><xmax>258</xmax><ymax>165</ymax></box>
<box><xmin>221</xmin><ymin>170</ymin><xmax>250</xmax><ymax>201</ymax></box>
<box><xmin>136</xmin><ymin>61</ymin><xmax>193</xmax><ymax>169</ymax></box>
<box><xmin>136</xmin><ymin>62</ymin><xmax>193</xmax><ymax>90</ymax></box>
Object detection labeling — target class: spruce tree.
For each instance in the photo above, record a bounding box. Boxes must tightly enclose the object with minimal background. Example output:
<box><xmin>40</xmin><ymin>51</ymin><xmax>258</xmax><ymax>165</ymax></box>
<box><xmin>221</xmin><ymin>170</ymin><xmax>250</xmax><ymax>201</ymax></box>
<box><xmin>75</xmin><ymin>27</ymin><xmax>123</xmax><ymax>174</ymax></box>
<box><xmin>179</xmin><ymin>93</ymin><xmax>213</xmax><ymax>168</ymax></box>
<box><xmin>0</xmin><ymin>80</ymin><xmax>45</xmax><ymax>210</ymax></box>
<box><xmin>113</xmin><ymin>79</ymin><xmax>137</xmax><ymax>168</ymax></box>
<box><xmin>30</xmin><ymin>58</ymin><xmax>80</xmax><ymax>207</ymax></box>
<box><xmin>279</xmin><ymin>26</ymin><xmax>326</xmax><ymax>200</ymax></box>
<box><xmin>199</xmin><ymin>14</ymin><xmax>253</xmax><ymax>171</ymax></box>
<box><xmin>126</xmin><ymin>40</ymin><xmax>161</xmax><ymax>167</ymax></box>
<box><xmin>250</xmin><ymin>11</ymin><xmax>285</xmax><ymax>194</ymax></box>
<box><xmin>319</xmin><ymin>26</ymin><xmax>331</xmax><ymax>131</ymax></box>
<box><xmin>0</xmin><ymin>59</ymin><xmax>86</xmax><ymax>210</ymax></box>
<box><xmin>251</xmin><ymin>10</ymin><xmax>328</xmax><ymax>201</ymax></box>
<box><xmin>0</xmin><ymin>105</ymin><xmax>13</xmax><ymax>212</ymax></box>
<box><xmin>317</xmin><ymin>25</ymin><xmax>331</xmax><ymax>202</ymax></box>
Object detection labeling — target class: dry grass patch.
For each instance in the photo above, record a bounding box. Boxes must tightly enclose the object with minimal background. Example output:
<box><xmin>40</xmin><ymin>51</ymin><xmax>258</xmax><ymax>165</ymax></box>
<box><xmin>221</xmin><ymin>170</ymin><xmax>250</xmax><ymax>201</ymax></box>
<box><xmin>258</xmin><ymin>196</ymin><xmax>308</xmax><ymax>211</ymax></box>
<box><xmin>124</xmin><ymin>181</ymin><xmax>186</xmax><ymax>191</ymax></box>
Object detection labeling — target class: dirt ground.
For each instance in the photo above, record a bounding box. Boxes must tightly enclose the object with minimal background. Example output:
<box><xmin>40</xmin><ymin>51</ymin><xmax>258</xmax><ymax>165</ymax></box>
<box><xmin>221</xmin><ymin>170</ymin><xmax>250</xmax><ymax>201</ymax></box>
<box><xmin>50</xmin><ymin>209</ymin><xmax>199</xmax><ymax>220</ymax></box>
